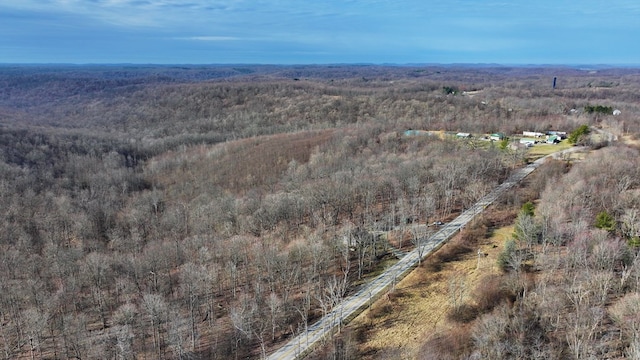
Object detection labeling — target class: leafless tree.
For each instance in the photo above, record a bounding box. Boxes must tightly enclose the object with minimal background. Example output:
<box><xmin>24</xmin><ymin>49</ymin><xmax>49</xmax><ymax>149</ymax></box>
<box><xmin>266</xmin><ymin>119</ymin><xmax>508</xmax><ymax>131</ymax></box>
<box><xmin>411</xmin><ymin>226</ymin><xmax>431</xmax><ymax>265</ymax></box>
<box><xmin>610</xmin><ymin>293</ymin><xmax>640</xmax><ymax>342</ymax></box>
<box><xmin>179</xmin><ymin>262</ymin><xmax>208</xmax><ymax>352</ymax></box>
<box><xmin>112</xmin><ymin>302</ymin><xmax>138</xmax><ymax>327</ymax></box>
<box><xmin>471</xmin><ymin>307</ymin><xmax>509</xmax><ymax>359</ymax></box>
<box><xmin>167</xmin><ymin>311</ymin><xmax>192</xmax><ymax>360</ymax></box>
<box><xmin>352</xmin><ymin>227</ymin><xmax>375</xmax><ymax>279</ymax></box>
<box><xmin>267</xmin><ymin>292</ymin><xmax>282</xmax><ymax>342</ymax></box>
<box><xmin>62</xmin><ymin>313</ymin><xmax>88</xmax><ymax>360</ymax></box>
<box><xmin>142</xmin><ymin>293</ymin><xmax>168</xmax><ymax>357</ymax></box>
<box><xmin>230</xmin><ymin>294</ymin><xmax>262</xmax><ymax>358</ymax></box>
<box><xmin>81</xmin><ymin>252</ymin><xmax>114</xmax><ymax>330</ymax></box>
<box><xmin>113</xmin><ymin>324</ymin><xmax>135</xmax><ymax>360</ymax></box>
<box><xmin>22</xmin><ymin>308</ymin><xmax>48</xmax><ymax>360</ymax></box>
<box><xmin>448</xmin><ymin>275</ymin><xmax>467</xmax><ymax>311</ymax></box>
<box><xmin>564</xmin><ymin>276</ymin><xmax>604</xmax><ymax>359</ymax></box>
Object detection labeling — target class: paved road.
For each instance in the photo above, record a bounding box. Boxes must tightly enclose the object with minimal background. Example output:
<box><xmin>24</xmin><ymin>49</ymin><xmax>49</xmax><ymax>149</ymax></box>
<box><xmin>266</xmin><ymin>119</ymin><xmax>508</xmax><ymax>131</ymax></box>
<box><xmin>267</xmin><ymin>148</ymin><xmax>582</xmax><ymax>360</ymax></box>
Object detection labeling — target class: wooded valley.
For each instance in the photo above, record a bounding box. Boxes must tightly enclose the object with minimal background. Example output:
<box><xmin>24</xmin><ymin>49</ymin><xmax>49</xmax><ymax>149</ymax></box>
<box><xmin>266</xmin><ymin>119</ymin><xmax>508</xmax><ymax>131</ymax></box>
<box><xmin>1</xmin><ymin>64</ymin><xmax>640</xmax><ymax>359</ymax></box>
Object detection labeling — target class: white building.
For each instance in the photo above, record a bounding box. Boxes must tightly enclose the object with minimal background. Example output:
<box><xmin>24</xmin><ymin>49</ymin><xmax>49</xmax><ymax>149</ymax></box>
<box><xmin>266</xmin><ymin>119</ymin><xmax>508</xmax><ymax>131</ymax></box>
<box><xmin>523</xmin><ymin>131</ymin><xmax>545</xmax><ymax>138</ymax></box>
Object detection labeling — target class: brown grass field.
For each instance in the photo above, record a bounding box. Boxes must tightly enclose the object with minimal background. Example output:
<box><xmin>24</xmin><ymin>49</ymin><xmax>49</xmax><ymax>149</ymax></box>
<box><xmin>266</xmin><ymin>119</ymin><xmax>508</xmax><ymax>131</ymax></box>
<box><xmin>347</xmin><ymin>225</ymin><xmax>515</xmax><ymax>359</ymax></box>
<box><xmin>525</xmin><ymin>140</ymin><xmax>572</xmax><ymax>158</ymax></box>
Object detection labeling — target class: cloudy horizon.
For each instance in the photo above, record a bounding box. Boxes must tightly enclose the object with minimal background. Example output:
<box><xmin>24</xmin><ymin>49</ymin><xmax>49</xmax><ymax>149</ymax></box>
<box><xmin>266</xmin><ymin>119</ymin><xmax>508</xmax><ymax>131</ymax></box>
<box><xmin>2</xmin><ymin>0</ymin><xmax>639</xmax><ymax>65</ymax></box>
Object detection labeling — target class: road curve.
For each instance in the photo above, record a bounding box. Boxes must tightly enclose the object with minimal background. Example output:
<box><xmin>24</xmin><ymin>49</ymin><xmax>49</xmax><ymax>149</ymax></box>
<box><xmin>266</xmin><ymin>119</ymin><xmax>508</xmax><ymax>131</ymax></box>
<box><xmin>267</xmin><ymin>148</ymin><xmax>582</xmax><ymax>360</ymax></box>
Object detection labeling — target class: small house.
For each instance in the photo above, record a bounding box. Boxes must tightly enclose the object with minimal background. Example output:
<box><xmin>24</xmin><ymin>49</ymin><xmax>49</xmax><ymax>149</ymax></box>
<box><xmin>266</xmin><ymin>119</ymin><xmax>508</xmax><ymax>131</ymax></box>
<box><xmin>546</xmin><ymin>135</ymin><xmax>560</xmax><ymax>144</ymax></box>
<box><xmin>547</xmin><ymin>131</ymin><xmax>567</xmax><ymax>139</ymax></box>
<box><xmin>523</xmin><ymin>131</ymin><xmax>544</xmax><ymax>138</ymax></box>
<box><xmin>456</xmin><ymin>132</ymin><xmax>472</xmax><ymax>138</ymax></box>
<box><xmin>404</xmin><ymin>129</ymin><xmax>430</xmax><ymax>137</ymax></box>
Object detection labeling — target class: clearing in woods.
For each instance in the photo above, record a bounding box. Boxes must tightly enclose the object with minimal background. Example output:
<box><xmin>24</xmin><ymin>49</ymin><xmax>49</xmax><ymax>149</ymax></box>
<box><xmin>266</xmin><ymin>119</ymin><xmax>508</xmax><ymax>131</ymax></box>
<box><xmin>526</xmin><ymin>140</ymin><xmax>572</xmax><ymax>158</ymax></box>
<box><xmin>349</xmin><ymin>225</ymin><xmax>515</xmax><ymax>359</ymax></box>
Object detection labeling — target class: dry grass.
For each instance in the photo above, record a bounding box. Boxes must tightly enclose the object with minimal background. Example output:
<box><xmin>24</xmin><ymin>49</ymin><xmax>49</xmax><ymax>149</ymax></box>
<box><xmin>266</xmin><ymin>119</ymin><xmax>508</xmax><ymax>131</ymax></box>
<box><xmin>526</xmin><ymin>140</ymin><xmax>573</xmax><ymax>158</ymax></box>
<box><xmin>348</xmin><ymin>224</ymin><xmax>514</xmax><ymax>359</ymax></box>
<box><xmin>620</xmin><ymin>133</ymin><xmax>640</xmax><ymax>147</ymax></box>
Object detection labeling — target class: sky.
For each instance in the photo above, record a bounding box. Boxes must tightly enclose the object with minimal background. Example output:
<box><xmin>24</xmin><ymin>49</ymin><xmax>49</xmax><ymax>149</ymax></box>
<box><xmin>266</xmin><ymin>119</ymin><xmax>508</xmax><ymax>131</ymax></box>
<box><xmin>1</xmin><ymin>0</ymin><xmax>639</xmax><ymax>65</ymax></box>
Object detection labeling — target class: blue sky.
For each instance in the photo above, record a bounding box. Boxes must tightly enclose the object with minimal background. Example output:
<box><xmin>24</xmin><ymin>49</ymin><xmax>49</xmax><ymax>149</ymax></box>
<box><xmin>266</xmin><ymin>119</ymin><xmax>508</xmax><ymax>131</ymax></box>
<box><xmin>1</xmin><ymin>0</ymin><xmax>639</xmax><ymax>65</ymax></box>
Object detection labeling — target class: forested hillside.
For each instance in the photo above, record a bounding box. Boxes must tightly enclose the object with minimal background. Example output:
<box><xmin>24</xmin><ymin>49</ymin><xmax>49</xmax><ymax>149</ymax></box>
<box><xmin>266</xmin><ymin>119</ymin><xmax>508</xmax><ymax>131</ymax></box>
<box><xmin>1</xmin><ymin>65</ymin><xmax>639</xmax><ymax>359</ymax></box>
<box><xmin>405</xmin><ymin>146</ymin><xmax>640</xmax><ymax>360</ymax></box>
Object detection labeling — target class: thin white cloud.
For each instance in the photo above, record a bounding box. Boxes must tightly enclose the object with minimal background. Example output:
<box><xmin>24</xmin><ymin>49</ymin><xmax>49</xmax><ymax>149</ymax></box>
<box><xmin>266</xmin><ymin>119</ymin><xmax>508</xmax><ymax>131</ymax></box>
<box><xmin>177</xmin><ymin>36</ymin><xmax>239</xmax><ymax>41</ymax></box>
<box><xmin>2</xmin><ymin>0</ymin><xmax>640</xmax><ymax>63</ymax></box>
<box><xmin>0</xmin><ymin>0</ymin><xmax>230</xmax><ymax>27</ymax></box>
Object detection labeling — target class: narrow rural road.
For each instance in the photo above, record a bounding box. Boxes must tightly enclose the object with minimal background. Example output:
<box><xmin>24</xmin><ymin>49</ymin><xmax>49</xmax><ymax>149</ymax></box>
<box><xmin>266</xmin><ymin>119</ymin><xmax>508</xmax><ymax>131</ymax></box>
<box><xmin>267</xmin><ymin>147</ymin><xmax>583</xmax><ymax>360</ymax></box>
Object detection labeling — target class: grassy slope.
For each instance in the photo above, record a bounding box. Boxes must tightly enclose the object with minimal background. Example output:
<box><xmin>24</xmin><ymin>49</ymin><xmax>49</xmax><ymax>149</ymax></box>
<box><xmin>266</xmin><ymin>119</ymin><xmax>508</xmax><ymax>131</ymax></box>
<box><xmin>526</xmin><ymin>140</ymin><xmax>573</xmax><ymax>158</ymax></box>
<box><xmin>348</xmin><ymin>225</ymin><xmax>514</xmax><ymax>359</ymax></box>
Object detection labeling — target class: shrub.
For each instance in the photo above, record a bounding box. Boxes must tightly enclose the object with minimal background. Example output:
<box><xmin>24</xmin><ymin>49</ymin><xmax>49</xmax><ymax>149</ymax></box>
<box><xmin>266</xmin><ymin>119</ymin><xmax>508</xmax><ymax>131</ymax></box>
<box><xmin>447</xmin><ymin>303</ymin><xmax>479</xmax><ymax>323</ymax></box>
<box><xmin>521</xmin><ymin>201</ymin><xmax>535</xmax><ymax>217</ymax></box>
<box><xmin>442</xmin><ymin>85</ymin><xmax>459</xmax><ymax>95</ymax></box>
<box><xmin>473</xmin><ymin>275</ymin><xmax>514</xmax><ymax>313</ymax></box>
<box><xmin>497</xmin><ymin>239</ymin><xmax>517</xmax><ymax>271</ymax></box>
<box><xmin>417</xmin><ymin>326</ymin><xmax>472</xmax><ymax>360</ymax></box>
<box><xmin>434</xmin><ymin>240</ymin><xmax>472</xmax><ymax>264</ymax></box>
<box><xmin>584</xmin><ymin>104</ymin><xmax>613</xmax><ymax>115</ymax></box>
<box><xmin>367</xmin><ymin>301</ymin><xmax>393</xmax><ymax>319</ymax></box>
<box><xmin>595</xmin><ymin>211</ymin><xmax>616</xmax><ymax>232</ymax></box>
<box><xmin>499</xmin><ymin>137</ymin><xmax>509</xmax><ymax>150</ymax></box>
<box><xmin>568</xmin><ymin>124</ymin><xmax>590</xmax><ymax>144</ymax></box>
<box><xmin>423</xmin><ymin>257</ymin><xmax>443</xmax><ymax>272</ymax></box>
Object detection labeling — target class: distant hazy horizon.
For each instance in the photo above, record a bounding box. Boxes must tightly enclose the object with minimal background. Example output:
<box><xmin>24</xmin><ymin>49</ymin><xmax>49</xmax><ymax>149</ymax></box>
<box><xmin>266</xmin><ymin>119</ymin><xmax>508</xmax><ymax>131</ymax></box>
<box><xmin>1</xmin><ymin>63</ymin><xmax>639</xmax><ymax>69</ymax></box>
<box><xmin>2</xmin><ymin>1</ymin><xmax>640</xmax><ymax>65</ymax></box>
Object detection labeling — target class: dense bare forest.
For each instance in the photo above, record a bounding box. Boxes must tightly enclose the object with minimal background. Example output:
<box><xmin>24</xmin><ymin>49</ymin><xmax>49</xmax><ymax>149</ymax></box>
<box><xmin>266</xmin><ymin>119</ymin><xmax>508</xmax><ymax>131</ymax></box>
<box><xmin>1</xmin><ymin>64</ymin><xmax>640</xmax><ymax>359</ymax></box>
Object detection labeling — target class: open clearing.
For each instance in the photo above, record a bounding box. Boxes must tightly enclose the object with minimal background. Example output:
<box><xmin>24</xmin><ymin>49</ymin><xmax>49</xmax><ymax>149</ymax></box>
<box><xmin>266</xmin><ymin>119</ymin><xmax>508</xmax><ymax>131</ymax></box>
<box><xmin>349</xmin><ymin>225</ymin><xmax>515</xmax><ymax>359</ymax></box>
<box><xmin>526</xmin><ymin>140</ymin><xmax>573</xmax><ymax>158</ymax></box>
